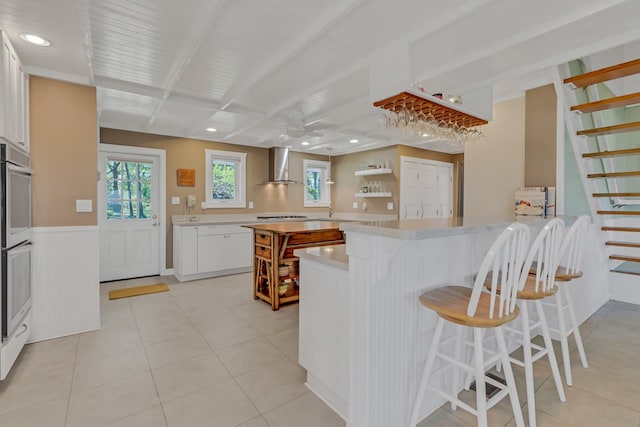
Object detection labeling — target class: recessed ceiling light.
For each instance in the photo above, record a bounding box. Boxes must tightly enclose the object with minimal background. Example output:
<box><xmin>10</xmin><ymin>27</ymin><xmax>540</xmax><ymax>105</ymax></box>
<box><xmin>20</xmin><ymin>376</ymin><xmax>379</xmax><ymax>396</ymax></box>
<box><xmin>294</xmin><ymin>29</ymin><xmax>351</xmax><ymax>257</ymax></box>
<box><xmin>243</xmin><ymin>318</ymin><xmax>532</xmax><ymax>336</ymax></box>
<box><xmin>20</xmin><ymin>33</ymin><xmax>51</xmax><ymax>47</ymax></box>
<box><xmin>349</xmin><ymin>139</ymin><xmax>359</xmax><ymax>143</ymax></box>
<box><xmin>205</xmin><ymin>127</ymin><xmax>217</xmax><ymax>132</ymax></box>
<box><xmin>301</xmin><ymin>141</ymin><xmax>310</xmax><ymax>146</ymax></box>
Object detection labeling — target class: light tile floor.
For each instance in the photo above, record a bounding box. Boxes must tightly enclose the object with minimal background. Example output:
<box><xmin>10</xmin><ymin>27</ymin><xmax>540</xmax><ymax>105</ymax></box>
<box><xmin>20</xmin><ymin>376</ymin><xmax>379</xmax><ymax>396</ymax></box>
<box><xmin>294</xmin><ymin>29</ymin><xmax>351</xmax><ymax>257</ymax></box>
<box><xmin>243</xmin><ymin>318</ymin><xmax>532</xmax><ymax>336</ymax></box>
<box><xmin>0</xmin><ymin>273</ymin><xmax>638</xmax><ymax>426</ymax></box>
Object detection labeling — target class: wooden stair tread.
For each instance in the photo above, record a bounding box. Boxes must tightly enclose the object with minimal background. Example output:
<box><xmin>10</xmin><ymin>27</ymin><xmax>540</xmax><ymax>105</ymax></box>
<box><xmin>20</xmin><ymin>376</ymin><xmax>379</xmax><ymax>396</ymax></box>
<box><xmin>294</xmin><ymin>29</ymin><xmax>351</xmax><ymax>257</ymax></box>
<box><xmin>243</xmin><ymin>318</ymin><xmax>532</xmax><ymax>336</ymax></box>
<box><xmin>602</xmin><ymin>226</ymin><xmax>640</xmax><ymax>232</ymax></box>
<box><xmin>571</xmin><ymin>92</ymin><xmax>640</xmax><ymax>114</ymax></box>
<box><xmin>564</xmin><ymin>58</ymin><xmax>640</xmax><ymax>88</ymax></box>
<box><xmin>598</xmin><ymin>210</ymin><xmax>640</xmax><ymax>216</ymax></box>
<box><xmin>583</xmin><ymin>148</ymin><xmax>640</xmax><ymax>158</ymax></box>
<box><xmin>419</xmin><ymin>285</ymin><xmax>519</xmax><ymax>327</ymax></box>
<box><xmin>593</xmin><ymin>192</ymin><xmax>640</xmax><ymax>197</ymax></box>
<box><xmin>577</xmin><ymin>121</ymin><xmax>640</xmax><ymax>137</ymax></box>
<box><xmin>588</xmin><ymin>171</ymin><xmax>640</xmax><ymax>178</ymax></box>
<box><xmin>605</xmin><ymin>241</ymin><xmax>640</xmax><ymax>248</ymax></box>
<box><xmin>610</xmin><ymin>255</ymin><xmax>640</xmax><ymax>262</ymax></box>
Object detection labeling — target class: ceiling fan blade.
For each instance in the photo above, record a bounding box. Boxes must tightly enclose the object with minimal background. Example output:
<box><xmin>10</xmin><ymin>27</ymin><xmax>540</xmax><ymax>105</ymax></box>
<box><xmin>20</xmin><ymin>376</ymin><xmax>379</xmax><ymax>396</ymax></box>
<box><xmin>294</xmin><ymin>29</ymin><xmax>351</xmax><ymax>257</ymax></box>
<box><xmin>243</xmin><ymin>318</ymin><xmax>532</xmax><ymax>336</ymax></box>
<box><xmin>305</xmin><ymin>131</ymin><xmax>324</xmax><ymax>138</ymax></box>
<box><xmin>286</xmin><ymin>128</ymin><xmax>305</xmax><ymax>138</ymax></box>
<box><xmin>304</xmin><ymin>122</ymin><xmax>335</xmax><ymax>131</ymax></box>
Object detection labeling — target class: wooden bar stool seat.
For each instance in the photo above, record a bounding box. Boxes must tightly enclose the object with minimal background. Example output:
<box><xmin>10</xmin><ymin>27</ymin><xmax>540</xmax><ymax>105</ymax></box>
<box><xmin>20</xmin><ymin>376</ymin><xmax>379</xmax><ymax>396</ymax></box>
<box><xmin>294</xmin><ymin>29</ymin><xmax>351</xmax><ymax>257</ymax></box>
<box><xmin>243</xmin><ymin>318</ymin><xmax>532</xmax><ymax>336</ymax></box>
<box><xmin>420</xmin><ymin>286</ymin><xmax>520</xmax><ymax>327</ymax></box>
<box><xmin>529</xmin><ymin>262</ymin><xmax>583</xmax><ymax>281</ymax></box>
<box><xmin>410</xmin><ymin>223</ymin><xmax>529</xmax><ymax>427</ymax></box>
<box><xmin>485</xmin><ymin>272</ymin><xmax>559</xmax><ymax>300</ymax></box>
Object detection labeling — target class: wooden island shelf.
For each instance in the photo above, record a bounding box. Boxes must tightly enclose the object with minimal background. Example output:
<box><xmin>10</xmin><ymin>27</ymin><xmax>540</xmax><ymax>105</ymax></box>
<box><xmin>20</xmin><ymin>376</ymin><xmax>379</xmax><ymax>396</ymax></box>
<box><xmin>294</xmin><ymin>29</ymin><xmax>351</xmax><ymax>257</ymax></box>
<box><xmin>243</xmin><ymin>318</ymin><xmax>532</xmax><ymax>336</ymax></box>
<box><xmin>243</xmin><ymin>221</ymin><xmax>345</xmax><ymax>310</ymax></box>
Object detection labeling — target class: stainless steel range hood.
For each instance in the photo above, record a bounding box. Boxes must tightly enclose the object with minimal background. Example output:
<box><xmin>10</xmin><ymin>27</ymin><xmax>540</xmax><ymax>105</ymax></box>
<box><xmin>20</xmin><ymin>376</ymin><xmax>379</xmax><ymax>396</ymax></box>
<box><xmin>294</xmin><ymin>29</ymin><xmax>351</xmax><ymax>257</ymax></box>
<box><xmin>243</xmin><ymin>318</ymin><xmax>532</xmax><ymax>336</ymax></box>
<box><xmin>267</xmin><ymin>147</ymin><xmax>298</xmax><ymax>184</ymax></box>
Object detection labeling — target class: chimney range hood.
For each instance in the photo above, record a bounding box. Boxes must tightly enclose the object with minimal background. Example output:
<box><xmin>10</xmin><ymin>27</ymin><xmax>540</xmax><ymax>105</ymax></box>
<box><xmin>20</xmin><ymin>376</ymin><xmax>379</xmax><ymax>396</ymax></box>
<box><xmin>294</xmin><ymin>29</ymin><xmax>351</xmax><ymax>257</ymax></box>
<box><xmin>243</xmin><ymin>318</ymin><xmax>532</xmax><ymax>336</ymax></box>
<box><xmin>267</xmin><ymin>147</ymin><xmax>298</xmax><ymax>184</ymax></box>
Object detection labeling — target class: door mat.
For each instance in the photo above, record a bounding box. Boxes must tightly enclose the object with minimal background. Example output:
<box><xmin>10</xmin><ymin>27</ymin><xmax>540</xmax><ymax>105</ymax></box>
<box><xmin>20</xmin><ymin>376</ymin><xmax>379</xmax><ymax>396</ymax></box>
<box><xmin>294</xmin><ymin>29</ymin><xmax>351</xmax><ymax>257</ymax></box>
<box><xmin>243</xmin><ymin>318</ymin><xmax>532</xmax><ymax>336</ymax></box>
<box><xmin>108</xmin><ymin>283</ymin><xmax>170</xmax><ymax>300</ymax></box>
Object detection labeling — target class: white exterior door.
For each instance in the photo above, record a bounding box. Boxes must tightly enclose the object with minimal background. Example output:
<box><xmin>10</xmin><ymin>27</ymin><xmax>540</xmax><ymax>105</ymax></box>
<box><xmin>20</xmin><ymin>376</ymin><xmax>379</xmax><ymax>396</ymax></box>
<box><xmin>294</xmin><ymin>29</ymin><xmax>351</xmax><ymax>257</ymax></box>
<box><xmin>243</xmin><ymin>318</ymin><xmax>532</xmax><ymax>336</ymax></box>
<box><xmin>99</xmin><ymin>146</ymin><xmax>164</xmax><ymax>281</ymax></box>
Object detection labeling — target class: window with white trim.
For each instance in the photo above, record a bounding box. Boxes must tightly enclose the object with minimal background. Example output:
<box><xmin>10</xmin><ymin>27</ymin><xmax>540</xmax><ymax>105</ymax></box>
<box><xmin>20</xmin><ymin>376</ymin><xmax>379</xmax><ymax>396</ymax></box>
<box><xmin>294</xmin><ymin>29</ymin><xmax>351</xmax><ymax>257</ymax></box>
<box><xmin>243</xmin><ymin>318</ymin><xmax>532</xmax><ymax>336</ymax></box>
<box><xmin>303</xmin><ymin>159</ymin><xmax>331</xmax><ymax>207</ymax></box>
<box><xmin>205</xmin><ymin>149</ymin><xmax>247</xmax><ymax>208</ymax></box>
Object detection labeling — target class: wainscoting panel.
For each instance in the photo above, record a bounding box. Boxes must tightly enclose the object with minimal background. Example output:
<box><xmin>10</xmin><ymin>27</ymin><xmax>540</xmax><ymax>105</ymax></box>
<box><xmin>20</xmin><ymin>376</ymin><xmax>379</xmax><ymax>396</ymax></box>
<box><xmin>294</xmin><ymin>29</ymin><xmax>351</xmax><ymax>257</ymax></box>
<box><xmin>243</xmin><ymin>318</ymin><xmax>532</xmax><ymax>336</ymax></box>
<box><xmin>29</xmin><ymin>226</ymin><xmax>100</xmax><ymax>343</ymax></box>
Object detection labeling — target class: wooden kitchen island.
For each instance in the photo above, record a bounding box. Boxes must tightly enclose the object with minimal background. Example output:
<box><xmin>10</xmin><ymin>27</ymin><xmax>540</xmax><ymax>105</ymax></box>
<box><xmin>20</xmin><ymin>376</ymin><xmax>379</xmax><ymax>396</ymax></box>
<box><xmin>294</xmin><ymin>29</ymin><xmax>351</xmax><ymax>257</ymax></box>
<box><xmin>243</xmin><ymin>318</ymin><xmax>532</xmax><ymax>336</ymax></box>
<box><xmin>243</xmin><ymin>221</ymin><xmax>345</xmax><ymax>310</ymax></box>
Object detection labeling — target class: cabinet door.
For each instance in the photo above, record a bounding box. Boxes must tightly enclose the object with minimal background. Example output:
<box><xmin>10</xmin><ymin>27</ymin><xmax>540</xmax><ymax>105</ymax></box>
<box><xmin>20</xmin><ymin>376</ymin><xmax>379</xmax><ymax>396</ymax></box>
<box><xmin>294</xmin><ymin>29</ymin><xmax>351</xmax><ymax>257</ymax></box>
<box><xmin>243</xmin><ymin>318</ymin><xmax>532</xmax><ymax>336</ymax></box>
<box><xmin>1</xmin><ymin>38</ymin><xmax>12</xmax><ymax>141</ymax></box>
<box><xmin>226</xmin><ymin>232</ymin><xmax>252</xmax><ymax>270</ymax></box>
<box><xmin>7</xmin><ymin>45</ymin><xmax>17</xmax><ymax>143</ymax></box>
<box><xmin>437</xmin><ymin>165</ymin><xmax>453</xmax><ymax>217</ymax></box>
<box><xmin>179</xmin><ymin>226</ymin><xmax>198</xmax><ymax>275</ymax></box>
<box><xmin>197</xmin><ymin>234</ymin><xmax>227</xmax><ymax>273</ymax></box>
<box><xmin>15</xmin><ymin>61</ymin><xmax>24</xmax><ymax>146</ymax></box>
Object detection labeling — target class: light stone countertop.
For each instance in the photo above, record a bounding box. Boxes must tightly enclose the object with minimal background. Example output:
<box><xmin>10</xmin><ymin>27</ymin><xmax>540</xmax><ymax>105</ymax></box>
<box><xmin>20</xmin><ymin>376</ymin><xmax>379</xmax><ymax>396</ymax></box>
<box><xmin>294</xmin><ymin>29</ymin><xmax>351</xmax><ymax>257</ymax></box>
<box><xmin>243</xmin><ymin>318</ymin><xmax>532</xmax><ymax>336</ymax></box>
<box><xmin>171</xmin><ymin>212</ymin><xmax>397</xmax><ymax>226</ymax></box>
<box><xmin>294</xmin><ymin>244</ymin><xmax>349</xmax><ymax>271</ymax></box>
<box><xmin>340</xmin><ymin>215</ymin><xmax>576</xmax><ymax>240</ymax></box>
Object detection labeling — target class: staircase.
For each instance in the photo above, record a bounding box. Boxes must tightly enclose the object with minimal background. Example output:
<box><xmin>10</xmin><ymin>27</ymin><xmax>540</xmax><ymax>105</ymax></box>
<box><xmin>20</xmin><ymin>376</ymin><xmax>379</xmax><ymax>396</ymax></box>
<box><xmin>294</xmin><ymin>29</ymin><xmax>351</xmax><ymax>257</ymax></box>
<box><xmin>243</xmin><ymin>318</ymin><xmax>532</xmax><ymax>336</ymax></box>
<box><xmin>556</xmin><ymin>57</ymin><xmax>640</xmax><ymax>284</ymax></box>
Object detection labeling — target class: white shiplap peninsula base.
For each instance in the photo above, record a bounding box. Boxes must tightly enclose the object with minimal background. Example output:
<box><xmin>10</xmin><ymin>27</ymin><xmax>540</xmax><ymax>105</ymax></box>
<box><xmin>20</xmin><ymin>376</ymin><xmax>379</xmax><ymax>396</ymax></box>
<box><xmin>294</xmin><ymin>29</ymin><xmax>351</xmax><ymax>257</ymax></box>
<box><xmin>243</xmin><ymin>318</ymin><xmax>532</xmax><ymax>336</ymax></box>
<box><xmin>300</xmin><ymin>216</ymin><xmax>605</xmax><ymax>427</ymax></box>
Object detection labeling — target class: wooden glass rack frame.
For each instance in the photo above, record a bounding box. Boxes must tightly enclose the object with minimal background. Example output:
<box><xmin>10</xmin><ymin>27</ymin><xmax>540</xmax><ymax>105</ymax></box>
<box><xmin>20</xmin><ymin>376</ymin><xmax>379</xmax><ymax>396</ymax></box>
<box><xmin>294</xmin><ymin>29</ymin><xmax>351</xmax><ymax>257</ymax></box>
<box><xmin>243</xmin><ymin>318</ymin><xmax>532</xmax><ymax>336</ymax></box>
<box><xmin>373</xmin><ymin>90</ymin><xmax>489</xmax><ymax>128</ymax></box>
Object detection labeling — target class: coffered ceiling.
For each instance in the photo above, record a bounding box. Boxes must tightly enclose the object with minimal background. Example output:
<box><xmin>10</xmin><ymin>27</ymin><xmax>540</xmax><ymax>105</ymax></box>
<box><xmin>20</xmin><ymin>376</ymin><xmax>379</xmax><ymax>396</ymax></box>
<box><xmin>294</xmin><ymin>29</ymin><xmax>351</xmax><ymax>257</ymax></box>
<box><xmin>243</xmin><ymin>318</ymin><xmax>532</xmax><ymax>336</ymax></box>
<box><xmin>2</xmin><ymin>0</ymin><xmax>640</xmax><ymax>154</ymax></box>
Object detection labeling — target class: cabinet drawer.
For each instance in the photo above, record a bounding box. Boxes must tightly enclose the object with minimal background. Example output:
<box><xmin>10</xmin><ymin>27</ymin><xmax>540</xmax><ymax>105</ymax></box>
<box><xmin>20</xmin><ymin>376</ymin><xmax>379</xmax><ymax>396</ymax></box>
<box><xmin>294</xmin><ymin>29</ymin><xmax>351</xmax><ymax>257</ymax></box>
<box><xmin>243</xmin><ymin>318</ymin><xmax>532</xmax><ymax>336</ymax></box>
<box><xmin>255</xmin><ymin>245</ymin><xmax>271</xmax><ymax>259</ymax></box>
<box><xmin>198</xmin><ymin>225</ymin><xmax>248</xmax><ymax>237</ymax></box>
<box><xmin>288</xmin><ymin>230</ymin><xmax>344</xmax><ymax>246</ymax></box>
<box><xmin>255</xmin><ymin>232</ymin><xmax>271</xmax><ymax>246</ymax></box>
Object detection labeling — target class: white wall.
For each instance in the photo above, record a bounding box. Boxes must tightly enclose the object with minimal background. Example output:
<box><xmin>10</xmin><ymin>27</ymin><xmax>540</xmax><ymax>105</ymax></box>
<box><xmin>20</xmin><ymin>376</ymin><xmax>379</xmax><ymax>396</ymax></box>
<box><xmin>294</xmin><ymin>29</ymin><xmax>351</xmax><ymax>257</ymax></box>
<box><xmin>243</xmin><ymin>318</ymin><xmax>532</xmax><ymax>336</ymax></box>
<box><xmin>464</xmin><ymin>97</ymin><xmax>525</xmax><ymax>217</ymax></box>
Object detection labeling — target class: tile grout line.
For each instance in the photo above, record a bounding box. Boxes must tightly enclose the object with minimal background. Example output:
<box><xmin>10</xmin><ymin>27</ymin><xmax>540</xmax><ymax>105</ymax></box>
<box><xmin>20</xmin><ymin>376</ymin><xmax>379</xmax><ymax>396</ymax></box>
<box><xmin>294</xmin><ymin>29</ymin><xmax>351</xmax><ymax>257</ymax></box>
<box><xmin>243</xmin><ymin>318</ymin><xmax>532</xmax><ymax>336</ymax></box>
<box><xmin>63</xmin><ymin>334</ymin><xmax>81</xmax><ymax>427</ymax></box>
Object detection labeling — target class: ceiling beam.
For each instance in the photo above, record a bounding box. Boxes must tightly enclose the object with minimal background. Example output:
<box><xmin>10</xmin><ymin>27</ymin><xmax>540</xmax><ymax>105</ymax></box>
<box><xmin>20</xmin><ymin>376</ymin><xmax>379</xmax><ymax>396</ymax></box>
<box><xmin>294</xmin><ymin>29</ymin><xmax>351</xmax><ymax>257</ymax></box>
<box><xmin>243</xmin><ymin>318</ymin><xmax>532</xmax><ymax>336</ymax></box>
<box><xmin>146</xmin><ymin>0</ymin><xmax>230</xmax><ymax>128</ymax></box>
<box><xmin>218</xmin><ymin>0</ymin><xmax>367</xmax><ymax>112</ymax></box>
<box><xmin>76</xmin><ymin>0</ymin><xmax>96</xmax><ymax>86</ymax></box>
<box><xmin>219</xmin><ymin>0</ymin><xmax>493</xmax><ymax>142</ymax></box>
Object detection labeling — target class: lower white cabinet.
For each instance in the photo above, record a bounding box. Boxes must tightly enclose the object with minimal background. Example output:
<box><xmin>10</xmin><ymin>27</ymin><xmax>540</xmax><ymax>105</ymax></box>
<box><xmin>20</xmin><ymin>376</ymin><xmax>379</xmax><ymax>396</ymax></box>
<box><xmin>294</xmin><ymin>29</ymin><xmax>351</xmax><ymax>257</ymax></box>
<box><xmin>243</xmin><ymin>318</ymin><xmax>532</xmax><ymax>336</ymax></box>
<box><xmin>1</xmin><ymin>310</ymin><xmax>31</xmax><ymax>380</ymax></box>
<box><xmin>173</xmin><ymin>224</ymin><xmax>252</xmax><ymax>281</ymax></box>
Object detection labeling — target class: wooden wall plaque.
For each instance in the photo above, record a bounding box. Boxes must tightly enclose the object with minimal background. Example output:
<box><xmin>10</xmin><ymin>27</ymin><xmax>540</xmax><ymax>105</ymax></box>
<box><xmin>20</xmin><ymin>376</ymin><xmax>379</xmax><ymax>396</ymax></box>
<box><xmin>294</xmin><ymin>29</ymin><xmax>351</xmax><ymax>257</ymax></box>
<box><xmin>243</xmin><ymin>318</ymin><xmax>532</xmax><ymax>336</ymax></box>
<box><xmin>177</xmin><ymin>169</ymin><xmax>196</xmax><ymax>186</ymax></box>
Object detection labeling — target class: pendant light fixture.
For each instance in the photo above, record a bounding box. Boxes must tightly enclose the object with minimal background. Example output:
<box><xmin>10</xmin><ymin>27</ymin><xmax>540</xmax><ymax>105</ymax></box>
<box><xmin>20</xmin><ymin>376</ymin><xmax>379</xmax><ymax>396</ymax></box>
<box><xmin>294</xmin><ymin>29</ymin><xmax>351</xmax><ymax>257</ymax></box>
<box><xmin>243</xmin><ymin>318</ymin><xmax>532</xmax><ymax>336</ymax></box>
<box><xmin>325</xmin><ymin>148</ymin><xmax>334</xmax><ymax>185</ymax></box>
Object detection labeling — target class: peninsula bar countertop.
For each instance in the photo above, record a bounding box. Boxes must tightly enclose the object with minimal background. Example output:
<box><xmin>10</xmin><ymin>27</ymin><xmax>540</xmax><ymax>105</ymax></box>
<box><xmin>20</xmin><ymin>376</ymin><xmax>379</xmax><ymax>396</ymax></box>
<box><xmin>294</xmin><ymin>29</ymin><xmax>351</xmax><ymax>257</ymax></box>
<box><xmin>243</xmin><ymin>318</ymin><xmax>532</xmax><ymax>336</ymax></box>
<box><xmin>243</xmin><ymin>221</ymin><xmax>346</xmax><ymax>310</ymax></box>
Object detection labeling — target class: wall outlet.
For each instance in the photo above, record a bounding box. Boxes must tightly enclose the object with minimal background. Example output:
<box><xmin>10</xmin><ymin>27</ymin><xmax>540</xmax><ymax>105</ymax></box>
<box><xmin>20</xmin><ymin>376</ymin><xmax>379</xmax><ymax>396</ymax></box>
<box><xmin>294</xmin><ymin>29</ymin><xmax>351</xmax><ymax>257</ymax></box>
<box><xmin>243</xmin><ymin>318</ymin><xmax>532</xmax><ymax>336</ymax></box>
<box><xmin>362</xmin><ymin>201</ymin><xmax>367</xmax><ymax>211</ymax></box>
<box><xmin>249</xmin><ymin>201</ymin><xmax>254</xmax><ymax>209</ymax></box>
<box><xmin>200</xmin><ymin>201</ymin><xmax>206</xmax><ymax>209</ymax></box>
<box><xmin>387</xmin><ymin>202</ymin><xmax>394</xmax><ymax>210</ymax></box>
<box><xmin>352</xmin><ymin>202</ymin><xmax>358</xmax><ymax>209</ymax></box>
<box><xmin>171</xmin><ymin>196</ymin><xmax>180</xmax><ymax>205</ymax></box>
<box><xmin>75</xmin><ymin>199</ymin><xmax>92</xmax><ymax>212</ymax></box>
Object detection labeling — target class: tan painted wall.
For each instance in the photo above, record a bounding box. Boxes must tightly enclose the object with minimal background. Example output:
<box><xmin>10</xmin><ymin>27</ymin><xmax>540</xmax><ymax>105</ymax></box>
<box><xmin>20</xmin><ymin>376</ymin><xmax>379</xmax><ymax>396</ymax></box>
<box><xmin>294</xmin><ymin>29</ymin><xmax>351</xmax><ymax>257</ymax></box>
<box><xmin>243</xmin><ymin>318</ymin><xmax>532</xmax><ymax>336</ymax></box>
<box><xmin>464</xmin><ymin>97</ymin><xmax>526</xmax><ymax>217</ymax></box>
<box><xmin>30</xmin><ymin>77</ymin><xmax>97</xmax><ymax>227</ymax></box>
<box><xmin>333</xmin><ymin>146</ymin><xmax>398</xmax><ymax>214</ymax></box>
<box><xmin>525</xmin><ymin>84</ymin><xmax>557</xmax><ymax>187</ymax></box>
<box><xmin>100</xmin><ymin>128</ymin><xmax>329</xmax><ymax>267</ymax></box>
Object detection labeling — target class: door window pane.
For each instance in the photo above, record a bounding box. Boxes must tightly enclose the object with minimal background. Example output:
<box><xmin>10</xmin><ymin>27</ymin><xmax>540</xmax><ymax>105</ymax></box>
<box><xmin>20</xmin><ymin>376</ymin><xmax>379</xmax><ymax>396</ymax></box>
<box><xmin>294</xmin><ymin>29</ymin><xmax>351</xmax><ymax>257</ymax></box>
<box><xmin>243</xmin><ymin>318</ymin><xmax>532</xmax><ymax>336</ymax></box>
<box><xmin>106</xmin><ymin>159</ymin><xmax>152</xmax><ymax>220</ymax></box>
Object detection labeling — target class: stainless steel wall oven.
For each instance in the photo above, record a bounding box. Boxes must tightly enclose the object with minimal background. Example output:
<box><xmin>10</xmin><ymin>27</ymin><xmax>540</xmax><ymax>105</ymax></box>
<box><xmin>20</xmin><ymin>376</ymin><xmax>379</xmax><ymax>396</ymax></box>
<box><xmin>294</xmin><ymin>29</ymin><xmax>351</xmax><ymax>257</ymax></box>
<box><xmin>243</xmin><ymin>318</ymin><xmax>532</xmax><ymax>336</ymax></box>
<box><xmin>1</xmin><ymin>143</ymin><xmax>32</xmax><ymax>340</ymax></box>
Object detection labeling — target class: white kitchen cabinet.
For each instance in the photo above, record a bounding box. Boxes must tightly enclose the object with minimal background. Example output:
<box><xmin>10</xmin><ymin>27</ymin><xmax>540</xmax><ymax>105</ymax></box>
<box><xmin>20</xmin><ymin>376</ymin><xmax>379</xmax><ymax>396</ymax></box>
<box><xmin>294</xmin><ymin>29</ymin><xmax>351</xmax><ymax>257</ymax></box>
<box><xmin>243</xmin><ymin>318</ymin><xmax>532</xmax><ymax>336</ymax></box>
<box><xmin>400</xmin><ymin>156</ymin><xmax>452</xmax><ymax>219</ymax></box>
<box><xmin>0</xmin><ymin>30</ymin><xmax>29</xmax><ymax>151</ymax></box>
<box><xmin>173</xmin><ymin>224</ymin><xmax>252</xmax><ymax>281</ymax></box>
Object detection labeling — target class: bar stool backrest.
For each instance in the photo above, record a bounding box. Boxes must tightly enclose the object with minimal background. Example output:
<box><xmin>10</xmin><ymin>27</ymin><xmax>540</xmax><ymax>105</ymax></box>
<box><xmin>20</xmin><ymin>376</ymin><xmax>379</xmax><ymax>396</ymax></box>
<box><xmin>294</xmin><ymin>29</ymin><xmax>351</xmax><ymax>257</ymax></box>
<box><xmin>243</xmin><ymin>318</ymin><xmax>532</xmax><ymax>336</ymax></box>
<box><xmin>522</xmin><ymin>218</ymin><xmax>565</xmax><ymax>294</ymax></box>
<box><xmin>559</xmin><ymin>215</ymin><xmax>590</xmax><ymax>276</ymax></box>
<box><xmin>469</xmin><ymin>222</ymin><xmax>530</xmax><ymax>319</ymax></box>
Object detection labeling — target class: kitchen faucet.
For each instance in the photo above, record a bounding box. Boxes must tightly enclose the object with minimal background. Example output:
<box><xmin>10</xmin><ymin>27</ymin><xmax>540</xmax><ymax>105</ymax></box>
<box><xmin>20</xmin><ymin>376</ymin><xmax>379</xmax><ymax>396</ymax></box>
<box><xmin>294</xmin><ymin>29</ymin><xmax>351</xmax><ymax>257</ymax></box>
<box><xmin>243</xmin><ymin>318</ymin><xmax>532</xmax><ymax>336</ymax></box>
<box><xmin>328</xmin><ymin>201</ymin><xmax>333</xmax><ymax>218</ymax></box>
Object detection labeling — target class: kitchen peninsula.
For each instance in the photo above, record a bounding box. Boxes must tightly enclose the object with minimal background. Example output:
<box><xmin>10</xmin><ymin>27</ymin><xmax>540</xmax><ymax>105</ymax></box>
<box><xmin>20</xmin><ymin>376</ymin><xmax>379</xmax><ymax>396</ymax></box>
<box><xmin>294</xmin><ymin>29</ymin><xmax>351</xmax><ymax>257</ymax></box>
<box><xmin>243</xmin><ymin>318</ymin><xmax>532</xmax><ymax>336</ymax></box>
<box><xmin>295</xmin><ymin>216</ymin><xmax>608</xmax><ymax>427</ymax></box>
<box><xmin>243</xmin><ymin>221</ymin><xmax>345</xmax><ymax>310</ymax></box>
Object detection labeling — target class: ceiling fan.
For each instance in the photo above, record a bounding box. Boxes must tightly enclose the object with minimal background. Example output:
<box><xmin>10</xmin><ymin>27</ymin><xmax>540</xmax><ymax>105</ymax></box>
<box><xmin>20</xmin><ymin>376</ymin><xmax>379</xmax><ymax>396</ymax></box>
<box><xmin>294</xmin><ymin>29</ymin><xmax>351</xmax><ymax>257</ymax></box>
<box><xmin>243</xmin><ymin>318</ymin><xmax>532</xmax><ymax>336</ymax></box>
<box><xmin>284</xmin><ymin>119</ymin><xmax>335</xmax><ymax>138</ymax></box>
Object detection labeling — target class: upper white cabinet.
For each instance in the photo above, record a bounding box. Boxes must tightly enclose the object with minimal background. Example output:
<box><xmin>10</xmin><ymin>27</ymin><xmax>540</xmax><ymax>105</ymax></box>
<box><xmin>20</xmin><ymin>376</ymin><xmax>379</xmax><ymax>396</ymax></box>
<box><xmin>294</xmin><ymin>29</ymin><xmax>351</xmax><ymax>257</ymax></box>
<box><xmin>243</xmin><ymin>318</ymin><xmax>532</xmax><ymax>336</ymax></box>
<box><xmin>0</xmin><ymin>30</ymin><xmax>29</xmax><ymax>152</ymax></box>
<box><xmin>400</xmin><ymin>156</ymin><xmax>453</xmax><ymax>219</ymax></box>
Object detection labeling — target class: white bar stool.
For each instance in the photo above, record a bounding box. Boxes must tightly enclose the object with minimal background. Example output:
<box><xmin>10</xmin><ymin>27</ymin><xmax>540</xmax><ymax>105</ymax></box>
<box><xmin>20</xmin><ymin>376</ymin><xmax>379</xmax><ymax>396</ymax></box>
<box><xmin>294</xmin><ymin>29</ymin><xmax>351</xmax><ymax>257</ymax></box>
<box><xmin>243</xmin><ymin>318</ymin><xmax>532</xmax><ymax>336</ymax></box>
<box><xmin>409</xmin><ymin>223</ymin><xmax>529</xmax><ymax>427</ymax></box>
<box><xmin>488</xmin><ymin>218</ymin><xmax>567</xmax><ymax>427</ymax></box>
<box><xmin>549</xmin><ymin>215</ymin><xmax>590</xmax><ymax>386</ymax></box>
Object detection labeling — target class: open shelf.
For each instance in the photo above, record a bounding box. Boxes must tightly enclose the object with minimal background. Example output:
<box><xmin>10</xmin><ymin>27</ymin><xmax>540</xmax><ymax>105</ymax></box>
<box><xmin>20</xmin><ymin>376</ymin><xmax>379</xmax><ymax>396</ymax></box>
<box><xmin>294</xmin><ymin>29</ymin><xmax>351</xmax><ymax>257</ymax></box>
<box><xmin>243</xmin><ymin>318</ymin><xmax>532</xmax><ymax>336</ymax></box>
<box><xmin>354</xmin><ymin>168</ymin><xmax>392</xmax><ymax>176</ymax></box>
<box><xmin>355</xmin><ymin>192</ymin><xmax>392</xmax><ymax>198</ymax></box>
<box><xmin>564</xmin><ymin>58</ymin><xmax>640</xmax><ymax>88</ymax></box>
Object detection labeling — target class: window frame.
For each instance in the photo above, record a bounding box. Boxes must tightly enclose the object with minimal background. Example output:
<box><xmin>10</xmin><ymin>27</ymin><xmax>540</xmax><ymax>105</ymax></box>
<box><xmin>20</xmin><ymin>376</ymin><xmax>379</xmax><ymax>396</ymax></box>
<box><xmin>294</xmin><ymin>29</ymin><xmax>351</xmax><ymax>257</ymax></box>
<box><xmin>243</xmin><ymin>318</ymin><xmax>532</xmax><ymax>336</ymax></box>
<box><xmin>303</xmin><ymin>159</ymin><xmax>331</xmax><ymax>207</ymax></box>
<box><xmin>204</xmin><ymin>149</ymin><xmax>247</xmax><ymax>208</ymax></box>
